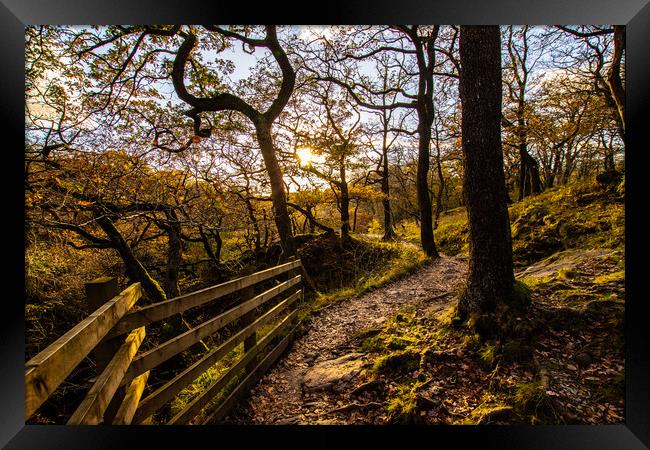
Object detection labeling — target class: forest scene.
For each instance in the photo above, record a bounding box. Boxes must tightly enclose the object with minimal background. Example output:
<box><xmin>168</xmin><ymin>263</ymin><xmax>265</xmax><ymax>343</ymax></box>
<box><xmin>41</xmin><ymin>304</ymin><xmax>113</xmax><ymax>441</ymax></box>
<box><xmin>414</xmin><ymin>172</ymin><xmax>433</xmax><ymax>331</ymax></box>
<box><xmin>25</xmin><ymin>25</ymin><xmax>625</xmax><ymax>426</ymax></box>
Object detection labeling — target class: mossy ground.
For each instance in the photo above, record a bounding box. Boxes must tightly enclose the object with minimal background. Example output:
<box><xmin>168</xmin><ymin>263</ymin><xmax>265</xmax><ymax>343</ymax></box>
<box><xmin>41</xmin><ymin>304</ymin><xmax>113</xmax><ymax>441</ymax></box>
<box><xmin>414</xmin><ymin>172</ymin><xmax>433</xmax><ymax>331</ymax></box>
<box><xmin>430</xmin><ymin>181</ymin><xmax>624</xmax><ymax>268</ymax></box>
<box><xmin>342</xmin><ymin>181</ymin><xmax>624</xmax><ymax>425</ymax></box>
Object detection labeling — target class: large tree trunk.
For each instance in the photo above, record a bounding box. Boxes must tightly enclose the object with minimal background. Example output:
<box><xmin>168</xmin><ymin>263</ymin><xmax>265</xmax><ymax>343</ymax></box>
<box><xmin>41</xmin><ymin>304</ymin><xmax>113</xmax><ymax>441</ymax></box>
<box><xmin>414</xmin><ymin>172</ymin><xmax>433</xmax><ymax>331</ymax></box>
<box><xmin>96</xmin><ymin>216</ymin><xmax>167</xmax><ymax>303</ymax></box>
<box><xmin>457</xmin><ymin>26</ymin><xmax>515</xmax><ymax>319</ymax></box>
<box><xmin>254</xmin><ymin>118</ymin><xmax>296</xmax><ymax>259</ymax></box>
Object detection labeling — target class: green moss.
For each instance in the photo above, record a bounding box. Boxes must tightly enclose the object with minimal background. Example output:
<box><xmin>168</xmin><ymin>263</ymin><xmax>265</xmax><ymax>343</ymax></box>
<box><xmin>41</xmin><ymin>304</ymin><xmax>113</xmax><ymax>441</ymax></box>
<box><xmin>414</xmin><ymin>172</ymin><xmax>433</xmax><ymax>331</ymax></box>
<box><xmin>386</xmin><ymin>384</ymin><xmax>422</xmax><ymax>424</ymax></box>
<box><xmin>557</xmin><ymin>268</ymin><xmax>578</xmax><ymax>279</ymax></box>
<box><xmin>479</xmin><ymin>342</ymin><xmax>499</xmax><ymax>369</ymax></box>
<box><xmin>464</xmin><ymin>403</ymin><xmax>514</xmax><ymax>425</ymax></box>
<box><xmin>360</xmin><ymin>335</ymin><xmax>386</xmax><ymax>353</ymax></box>
<box><xmin>509</xmin><ymin>281</ymin><xmax>532</xmax><ymax>308</ymax></box>
<box><xmin>513</xmin><ymin>380</ymin><xmax>560</xmax><ymax>424</ymax></box>
<box><xmin>594</xmin><ymin>270</ymin><xmax>624</xmax><ymax>284</ymax></box>
<box><xmin>520</xmin><ymin>275</ymin><xmax>555</xmax><ymax>288</ymax></box>
<box><xmin>386</xmin><ymin>335</ymin><xmax>417</xmax><ymax>350</ymax></box>
<box><xmin>436</xmin><ymin>219</ymin><xmax>469</xmax><ymax>256</ymax></box>
<box><xmin>428</xmin><ymin>182</ymin><xmax>624</xmax><ymax>268</ymax></box>
<box><xmin>461</xmin><ymin>333</ymin><xmax>482</xmax><ymax>352</ymax></box>
<box><xmin>371</xmin><ymin>349</ymin><xmax>421</xmax><ymax>375</ymax></box>
<box><xmin>557</xmin><ymin>289</ymin><xmax>598</xmax><ymax>306</ymax></box>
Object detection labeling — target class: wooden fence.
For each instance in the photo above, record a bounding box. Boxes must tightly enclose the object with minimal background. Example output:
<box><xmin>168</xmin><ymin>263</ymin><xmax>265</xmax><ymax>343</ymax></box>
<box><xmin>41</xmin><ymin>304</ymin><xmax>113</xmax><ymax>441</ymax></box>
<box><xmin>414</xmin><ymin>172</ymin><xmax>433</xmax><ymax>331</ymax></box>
<box><xmin>25</xmin><ymin>259</ymin><xmax>303</xmax><ymax>425</ymax></box>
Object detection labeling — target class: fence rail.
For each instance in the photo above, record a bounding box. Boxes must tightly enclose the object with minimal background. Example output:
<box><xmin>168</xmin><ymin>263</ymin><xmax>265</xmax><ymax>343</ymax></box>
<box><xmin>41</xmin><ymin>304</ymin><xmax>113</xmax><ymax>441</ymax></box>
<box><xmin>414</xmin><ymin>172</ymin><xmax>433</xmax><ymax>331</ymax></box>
<box><xmin>25</xmin><ymin>259</ymin><xmax>303</xmax><ymax>425</ymax></box>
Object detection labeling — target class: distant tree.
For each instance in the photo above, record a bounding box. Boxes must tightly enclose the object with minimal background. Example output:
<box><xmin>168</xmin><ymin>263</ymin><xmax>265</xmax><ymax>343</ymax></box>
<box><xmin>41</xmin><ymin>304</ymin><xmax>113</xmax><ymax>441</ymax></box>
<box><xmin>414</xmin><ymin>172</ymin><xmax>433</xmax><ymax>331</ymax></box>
<box><xmin>457</xmin><ymin>26</ymin><xmax>517</xmax><ymax>323</ymax></box>
<box><xmin>527</xmin><ymin>75</ymin><xmax>612</xmax><ymax>187</ymax></box>
<box><xmin>502</xmin><ymin>26</ymin><xmax>543</xmax><ymax>200</ymax></box>
<box><xmin>555</xmin><ymin>25</ymin><xmax>625</xmax><ymax>137</ymax></box>
<box><xmin>363</xmin><ymin>52</ymin><xmax>414</xmax><ymax>241</ymax></box>
<box><xmin>291</xmin><ymin>82</ymin><xmax>364</xmax><ymax>241</ymax></box>
<box><xmin>304</xmin><ymin>25</ymin><xmax>456</xmax><ymax>257</ymax></box>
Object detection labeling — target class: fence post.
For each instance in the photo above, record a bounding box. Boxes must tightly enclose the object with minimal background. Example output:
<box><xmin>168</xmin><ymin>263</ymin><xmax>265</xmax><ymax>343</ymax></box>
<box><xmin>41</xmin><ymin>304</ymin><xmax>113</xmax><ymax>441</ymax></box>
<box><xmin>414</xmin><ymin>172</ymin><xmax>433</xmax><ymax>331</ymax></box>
<box><xmin>240</xmin><ymin>274</ymin><xmax>257</xmax><ymax>373</ymax></box>
<box><xmin>84</xmin><ymin>277</ymin><xmax>124</xmax><ymax>423</ymax></box>
<box><xmin>85</xmin><ymin>277</ymin><xmax>119</xmax><ymax>372</ymax></box>
<box><xmin>287</xmin><ymin>257</ymin><xmax>301</xmax><ymax>330</ymax></box>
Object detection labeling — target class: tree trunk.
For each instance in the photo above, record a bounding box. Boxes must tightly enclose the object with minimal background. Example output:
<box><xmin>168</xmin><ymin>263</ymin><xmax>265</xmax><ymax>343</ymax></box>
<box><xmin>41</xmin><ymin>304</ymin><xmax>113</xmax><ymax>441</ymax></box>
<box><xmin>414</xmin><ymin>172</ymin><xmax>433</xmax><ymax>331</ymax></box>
<box><xmin>163</xmin><ymin>210</ymin><xmax>182</xmax><ymax>299</ymax></box>
<box><xmin>519</xmin><ymin>145</ymin><xmax>542</xmax><ymax>200</ymax></box>
<box><xmin>433</xmin><ymin>128</ymin><xmax>446</xmax><ymax>230</ymax></box>
<box><xmin>408</xmin><ymin>26</ymin><xmax>439</xmax><ymax>258</ymax></box>
<box><xmin>381</xmin><ymin>147</ymin><xmax>396</xmax><ymax>240</ymax></box>
<box><xmin>287</xmin><ymin>202</ymin><xmax>334</xmax><ymax>235</ymax></box>
<box><xmin>244</xmin><ymin>198</ymin><xmax>261</xmax><ymax>252</ymax></box>
<box><xmin>518</xmin><ymin>144</ymin><xmax>528</xmax><ymax>200</ymax></box>
<box><xmin>340</xmin><ymin>177</ymin><xmax>351</xmax><ymax>240</ymax></box>
<box><xmin>606</xmin><ymin>25</ymin><xmax>625</xmax><ymax>136</ymax></box>
<box><xmin>352</xmin><ymin>200</ymin><xmax>360</xmax><ymax>233</ymax></box>
<box><xmin>254</xmin><ymin>118</ymin><xmax>296</xmax><ymax>259</ymax></box>
<box><xmin>213</xmin><ymin>229</ymin><xmax>223</xmax><ymax>261</ymax></box>
<box><xmin>308</xmin><ymin>206</ymin><xmax>316</xmax><ymax>233</ymax></box>
<box><xmin>96</xmin><ymin>216</ymin><xmax>166</xmax><ymax>303</ymax></box>
<box><xmin>416</xmin><ymin>111</ymin><xmax>437</xmax><ymax>256</ymax></box>
<box><xmin>525</xmin><ymin>152</ymin><xmax>542</xmax><ymax>195</ymax></box>
<box><xmin>457</xmin><ymin>25</ymin><xmax>515</xmax><ymax>318</ymax></box>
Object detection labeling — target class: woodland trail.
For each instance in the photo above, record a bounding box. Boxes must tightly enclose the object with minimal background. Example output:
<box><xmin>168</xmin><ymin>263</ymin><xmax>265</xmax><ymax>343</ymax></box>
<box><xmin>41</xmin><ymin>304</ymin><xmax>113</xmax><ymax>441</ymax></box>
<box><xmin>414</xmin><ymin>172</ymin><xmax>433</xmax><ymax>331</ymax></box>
<box><xmin>221</xmin><ymin>255</ymin><xmax>468</xmax><ymax>425</ymax></box>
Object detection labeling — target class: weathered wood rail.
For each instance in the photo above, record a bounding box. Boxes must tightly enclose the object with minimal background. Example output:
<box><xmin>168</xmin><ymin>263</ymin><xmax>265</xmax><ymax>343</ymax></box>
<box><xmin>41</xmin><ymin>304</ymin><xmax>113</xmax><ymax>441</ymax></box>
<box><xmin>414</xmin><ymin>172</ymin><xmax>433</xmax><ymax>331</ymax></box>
<box><xmin>25</xmin><ymin>259</ymin><xmax>303</xmax><ymax>425</ymax></box>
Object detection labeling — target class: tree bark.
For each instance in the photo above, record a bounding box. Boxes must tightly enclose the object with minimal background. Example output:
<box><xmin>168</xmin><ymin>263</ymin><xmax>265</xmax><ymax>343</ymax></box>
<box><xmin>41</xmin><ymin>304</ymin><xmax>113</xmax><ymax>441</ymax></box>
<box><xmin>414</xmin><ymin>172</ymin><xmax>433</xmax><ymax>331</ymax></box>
<box><xmin>393</xmin><ymin>26</ymin><xmax>440</xmax><ymax>257</ymax></box>
<box><xmin>339</xmin><ymin>164</ymin><xmax>351</xmax><ymax>240</ymax></box>
<box><xmin>96</xmin><ymin>216</ymin><xmax>167</xmax><ymax>303</ymax></box>
<box><xmin>457</xmin><ymin>26</ymin><xmax>515</xmax><ymax>318</ymax></box>
<box><xmin>162</xmin><ymin>210</ymin><xmax>182</xmax><ymax>299</ymax></box>
<box><xmin>381</xmin><ymin>133</ymin><xmax>396</xmax><ymax>240</ymax></box>
<box><xmin>606</xmin><ymin>26</ymin><xmax>625</xmax><ymax>136</ymax></box>
<box><xmin>433</xmin><ymin>125</ymin><xmax>446</xmax><ymax>230</ymax></box>
<box><xmin>198</xmin><ymin>226</ymin><xmax>219</xmax><ymax>264</ymax></box>
<box><xmin>254</xmin><ymin>118</ymin><xmax>297</xmax><ymax>259</ymax></box>
<box><xmin>412</xmin><ymin>28</ymin><xmax>439</xmax><ymax>258</ymax></box>
<box><xmin>518</xmin><ymin>142</ymin><xmax>542</xmax><ymax>200</ymax></box>
<box><xmin>416</xmin><ymin>113</ymin><xmax>437</xmax><ymax>256</ymax></box>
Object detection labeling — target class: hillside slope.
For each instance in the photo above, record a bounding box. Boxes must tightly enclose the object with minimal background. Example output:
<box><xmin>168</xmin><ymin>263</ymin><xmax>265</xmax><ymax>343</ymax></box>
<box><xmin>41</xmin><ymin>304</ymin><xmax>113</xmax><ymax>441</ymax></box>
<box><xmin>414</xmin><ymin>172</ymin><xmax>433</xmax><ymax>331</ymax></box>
<box><xmin>436</xmin><ymin>179</ymin><xmax>624</xmax><ymax>268</ymax></box>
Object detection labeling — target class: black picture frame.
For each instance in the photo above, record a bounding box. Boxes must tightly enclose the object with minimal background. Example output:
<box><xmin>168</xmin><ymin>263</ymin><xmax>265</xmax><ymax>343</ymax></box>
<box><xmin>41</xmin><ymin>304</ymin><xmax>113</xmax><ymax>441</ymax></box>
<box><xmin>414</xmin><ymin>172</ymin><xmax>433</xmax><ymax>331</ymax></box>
<box><xmin>3</xmin><ymin>1</ymin><xmax>648</xmax><ymax>448</ymax></box>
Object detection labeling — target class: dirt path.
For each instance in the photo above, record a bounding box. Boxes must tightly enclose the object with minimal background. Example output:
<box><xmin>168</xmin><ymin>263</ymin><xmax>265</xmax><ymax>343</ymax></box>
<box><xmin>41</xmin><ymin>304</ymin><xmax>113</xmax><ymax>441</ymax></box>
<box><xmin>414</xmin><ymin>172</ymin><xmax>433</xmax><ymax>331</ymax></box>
<box><xmin>222</xmin><ymin>255</ymin><xmax>468</xmax><ymax>424</ymax></box>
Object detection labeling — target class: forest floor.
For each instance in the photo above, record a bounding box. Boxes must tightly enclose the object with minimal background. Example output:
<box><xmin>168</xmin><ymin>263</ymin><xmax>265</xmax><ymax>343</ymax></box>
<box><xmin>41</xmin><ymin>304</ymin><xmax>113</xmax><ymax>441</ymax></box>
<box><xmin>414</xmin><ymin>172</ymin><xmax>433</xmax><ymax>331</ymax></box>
<box><xmin>221</xmin><ymin>247</ymin><xmax>624</xmax><ymax>425</ymax></box>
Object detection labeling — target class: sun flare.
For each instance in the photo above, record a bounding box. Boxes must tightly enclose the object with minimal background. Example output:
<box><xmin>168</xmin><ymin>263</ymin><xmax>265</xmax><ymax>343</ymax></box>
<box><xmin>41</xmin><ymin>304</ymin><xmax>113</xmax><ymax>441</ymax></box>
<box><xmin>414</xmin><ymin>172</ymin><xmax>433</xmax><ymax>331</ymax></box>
<box><xmin>297</xmin><ymin>147</ymin><xmax>315</xmax><ymax>166</ymax></box>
